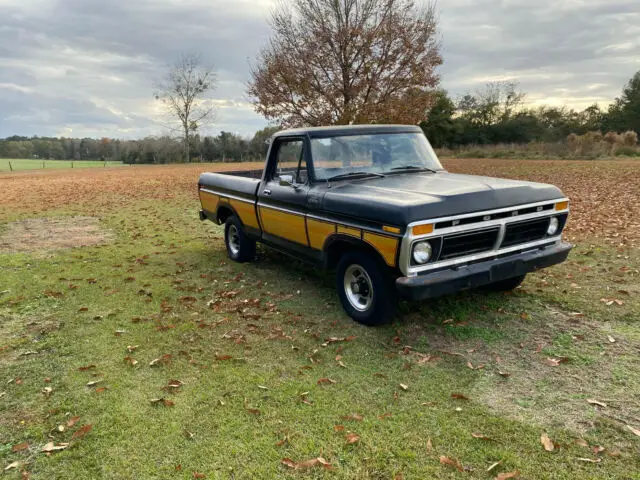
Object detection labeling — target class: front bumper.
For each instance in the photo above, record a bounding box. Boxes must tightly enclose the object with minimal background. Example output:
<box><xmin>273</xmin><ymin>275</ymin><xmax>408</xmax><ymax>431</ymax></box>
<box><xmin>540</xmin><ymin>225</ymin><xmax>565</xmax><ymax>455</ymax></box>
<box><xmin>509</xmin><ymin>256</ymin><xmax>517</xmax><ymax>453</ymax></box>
<box><xmin>396</xmin><ymin>241</ymin><xmax>572</xmax><ymax>301</ymax></box>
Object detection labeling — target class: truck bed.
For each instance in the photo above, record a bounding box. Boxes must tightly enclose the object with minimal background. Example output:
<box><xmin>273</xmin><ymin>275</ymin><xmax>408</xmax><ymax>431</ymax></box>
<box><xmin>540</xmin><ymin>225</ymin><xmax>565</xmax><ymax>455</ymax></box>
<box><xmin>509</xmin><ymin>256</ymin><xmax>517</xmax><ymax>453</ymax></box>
<box><xmin>198</xmin><ymin>170</ymin><xmax>262</xmax><ymax>198</ymax></box>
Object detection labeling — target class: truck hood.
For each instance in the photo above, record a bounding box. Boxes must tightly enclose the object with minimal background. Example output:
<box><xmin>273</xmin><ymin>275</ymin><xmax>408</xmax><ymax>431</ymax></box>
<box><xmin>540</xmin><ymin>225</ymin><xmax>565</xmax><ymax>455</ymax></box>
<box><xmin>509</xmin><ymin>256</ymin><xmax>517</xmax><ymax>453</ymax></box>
<box><xmin>320</xmin><ymin>172</ymin><xmax>564</xmax><ymax>225</ymax></box>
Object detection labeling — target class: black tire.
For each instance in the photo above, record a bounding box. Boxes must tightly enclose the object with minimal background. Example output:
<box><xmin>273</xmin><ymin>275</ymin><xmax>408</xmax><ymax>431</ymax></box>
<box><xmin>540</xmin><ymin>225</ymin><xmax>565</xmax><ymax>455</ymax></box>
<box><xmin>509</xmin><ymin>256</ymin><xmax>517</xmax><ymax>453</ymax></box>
<box><xmin>482</xmin><ymin>274</ymin><xmax>526</xmax><ymax>292</ymax></box>
<box><xmin>336</xmin><ymin>251</ymin><xmax>397</xmax><ymax>326</ymax></box>
<box><xmin>224</xmin><ymin>216</ymin><xmax>256</xmax><ymax>263</ymax></box>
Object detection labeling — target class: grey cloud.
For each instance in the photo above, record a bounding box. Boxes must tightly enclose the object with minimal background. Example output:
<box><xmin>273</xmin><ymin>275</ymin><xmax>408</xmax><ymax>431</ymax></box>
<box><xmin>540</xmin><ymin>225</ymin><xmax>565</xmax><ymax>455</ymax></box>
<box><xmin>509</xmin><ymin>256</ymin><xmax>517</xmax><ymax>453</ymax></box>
<box><xmin>0</xmin><ymin>0</ymin><xmax>638</xmax><ymax>138</ymax></box>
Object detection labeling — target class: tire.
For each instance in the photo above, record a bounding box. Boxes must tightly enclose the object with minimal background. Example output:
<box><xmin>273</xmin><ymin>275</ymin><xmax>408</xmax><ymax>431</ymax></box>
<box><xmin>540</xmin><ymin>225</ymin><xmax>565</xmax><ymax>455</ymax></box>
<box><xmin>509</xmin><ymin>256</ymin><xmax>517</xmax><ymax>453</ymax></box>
<box><xmin>336</xmin><ymin>251</ymin><xmax>397</xmax><ymax>326</ymax></box>
<box><xmin>224</xmin><ymin>216</ymin><xmax>256</xmax><ymax>263</ymax></box>
<box><xmin>482</xmin><ymin>274</ymin><xmax>526</xmax><ymax>292</ymax></box>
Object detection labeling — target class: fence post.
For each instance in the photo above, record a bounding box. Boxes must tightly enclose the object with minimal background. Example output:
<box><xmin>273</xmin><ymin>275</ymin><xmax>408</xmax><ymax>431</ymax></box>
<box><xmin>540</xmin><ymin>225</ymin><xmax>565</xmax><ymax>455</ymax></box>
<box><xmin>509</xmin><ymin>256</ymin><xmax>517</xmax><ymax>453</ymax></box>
<box><xmin>9</xmin><ymin>161</ymin><xmax>13</xmax><ymax>172</ymax></box>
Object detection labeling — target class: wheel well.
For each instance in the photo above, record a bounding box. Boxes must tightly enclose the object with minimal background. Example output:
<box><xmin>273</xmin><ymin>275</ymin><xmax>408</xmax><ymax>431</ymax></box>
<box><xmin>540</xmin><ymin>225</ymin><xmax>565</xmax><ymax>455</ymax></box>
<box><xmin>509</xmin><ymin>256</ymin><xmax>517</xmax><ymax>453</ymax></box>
<box><xmin>325</xmin><ymin>238</ymin><xmax>389</xmax><ymax>272</ymax></box>
<box><xmin>216</xmin><ymin>205</ymin><xmax>235</xmax><ymax>225</ymax></box>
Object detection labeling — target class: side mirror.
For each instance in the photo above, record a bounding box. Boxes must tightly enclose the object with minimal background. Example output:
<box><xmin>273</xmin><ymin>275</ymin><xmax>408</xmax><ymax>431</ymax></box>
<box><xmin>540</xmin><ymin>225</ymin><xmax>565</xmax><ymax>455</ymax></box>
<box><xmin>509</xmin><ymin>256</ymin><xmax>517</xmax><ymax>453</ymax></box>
<box><xmin>279</xmin><ymin>174</ymin><xmax>301</xmax><ymax>190</ymax></box>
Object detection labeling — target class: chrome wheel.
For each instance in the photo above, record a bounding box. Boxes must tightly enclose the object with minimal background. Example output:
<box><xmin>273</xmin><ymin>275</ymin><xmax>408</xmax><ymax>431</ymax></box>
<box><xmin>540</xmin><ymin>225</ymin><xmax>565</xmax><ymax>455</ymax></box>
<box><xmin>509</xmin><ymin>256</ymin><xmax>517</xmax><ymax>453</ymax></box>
<box><xmin>228</xmin><ymin>224</ymin><xmax>240</xmax><ymax>256</ymax></box>
<box><xmin>343</xmin><ymin>264</ymin><xmax>374</xmax><ymax>312</ymax></box>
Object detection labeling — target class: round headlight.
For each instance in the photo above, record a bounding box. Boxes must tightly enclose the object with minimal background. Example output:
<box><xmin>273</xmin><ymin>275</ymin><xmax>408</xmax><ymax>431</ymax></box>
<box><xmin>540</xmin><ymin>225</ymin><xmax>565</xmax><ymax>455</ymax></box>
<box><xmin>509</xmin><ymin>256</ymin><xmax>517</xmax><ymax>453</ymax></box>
<box><xmin>547</xmin><ymin>217</ymin><xmax>559</xmax><ymax>236</ymax></box>
<box><xmin>413</xmin><ymin>241</ymin><xmax>432</xmax><ymax>264</ymax></box>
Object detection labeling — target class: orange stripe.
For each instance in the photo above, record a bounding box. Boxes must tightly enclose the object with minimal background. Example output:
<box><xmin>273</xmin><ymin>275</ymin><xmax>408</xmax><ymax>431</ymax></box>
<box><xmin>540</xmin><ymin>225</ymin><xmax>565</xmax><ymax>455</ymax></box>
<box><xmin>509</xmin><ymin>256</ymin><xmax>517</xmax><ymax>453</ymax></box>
<box><xmin>363</xmin><ymin>232</ymin><xmax>398</xmax><ymax>267</ymax></box>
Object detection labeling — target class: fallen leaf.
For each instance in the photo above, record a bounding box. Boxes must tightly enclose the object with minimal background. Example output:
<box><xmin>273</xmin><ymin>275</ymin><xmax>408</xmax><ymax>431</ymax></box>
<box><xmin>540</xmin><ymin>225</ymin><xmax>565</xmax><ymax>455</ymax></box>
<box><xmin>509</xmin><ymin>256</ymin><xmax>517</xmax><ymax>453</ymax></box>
<box><xmin>124</xmin><ymin>356</ymin><xmax>138</xmax><ymax>366</ymax></box>
<box><xmin>607</xmin><ymin>336</ymin><xmax>616</xmax><ymax>343</ymax></box>
<box><xmin>150</xmin><ymin>398</ymin><xmax>175</xmax><ymax>407</ymax></box>
<box><xmin>342</xmin><ymin>413</ymin><xmax>363</xmax><ymax>421</ymax></box>
<box><xmin>67</xmin><ymin>416</ymin><xmax>81</xmax><ymax>427</ymax></box>
<box><xmin>439</xmin><ymin>456</ymin><xmax>463</xmax><ymax>472</ymax></box>
<box><xmin>496</xmin><ymin>472</ymin><xmax>520</xmax><ymax>480</ymax></box>
<box><xmin>472</xmin><ymin>432</ymin><xmax>492</xmax><ymax>441</ymax></box>
<box><xmin>426</xmin><ymin>437</ymin><xmax>433</xmax><ymax>452</ymax></box>
<box><xmin>334</xmin><ymin>425</ymin><xmax>345</xmax><ymax>432</ymax></box>
<box><xmin>95</xmin><ymin>387</ymin><xmax>107</xmax><ymax>393</ymax></box>
<box><xmin>545</xmin><ymin>357</ymin><xmax>569</xmax><ymax>367</ymax></box>
<box><xmin>215</xmin><ymin>355</ymin><xmax>233</xmax><ymax>361</ymax></box>
<box><xmin>127</xmin><ymin>345</ymin><xmax>139</xmax><ymax>352</ymax></box>
<box><xmin>574</xmin><ymin>438</ymin><xmax>589</xmax><ymax>447</ymax></box>
<box><xmin>345</xmin><ymin>433</ymin><xmax>360</xmax><ymax>444</ymax></box>
<box><xmin>281</xmin><ymin>457</ymin><xmax>332</xmax><ymax>470</ymax></box>
<box><xmin>41</xmin><ymin>387</ymin><xmax>53</xmax><ymax>397</ymax></box>
<box><xmin>86</xmin><ymin>381</ymin><xmax>101</xmax><ymax>387</ymax></box>
<box><xmin>193</xmin><ymin>473</ymin><xmax>206</xmax><ymax>479</ymax></box>
<box><xmin>486</xmin><ymin>461</ymin><xmax>502</xmax><ymax>472</ymax></box>
<box><xmin>587</xmin><ymin>399</ymin><xmax>607</xmax><ymax>408</ymax></box>
<box><xmin>12</xmin><ymin>443</ymin><xmax>28</xmax><ymax>452</ymax></box>
<box><xmin>577</xmin><ymin>458</ymin><xmax>601</xmax><ymax>463</ymax></box>
<box><xmin>541</xmin><ymin>433</ymin><xmax>555</xmax><ymax>452</ymax></box>
<box><xmin>4</xmin><ymin>461</ymin><xmax>21</xmax><ymax>471</ymax></box>
<box><xmin>399</xmin><ymin>383</ymin><xmax>408</xmax><ymax>391</ymax></box>
<box><xmin>71</xmin><ymin>424</ymin><xmax>93</xmax><ymax>440</ymax></box>
<box><xmin>625</xmin><ymin>424</ymin><xmax>640</xmax><ymax>436</ymax></box>
<box><xmin>498</xmin><ymin>371</ymin><xmax>511</xmax><ymax>378</ymax></box>
<box><xmin>78</xmin><ymin>364</ymin><xmax>96</xmax><ymax>371</ymax></box>
<box><xmin>317</xmin><ymin>377</ymin><xmax>336</xmax><ymax>385</ymax></box>
<box><xmin>41</xmin><ymin>442</ymin><xmax>69</xmax><ymax>453</ymax></box>
<box><xmin>451</xmin><ymin>393</ymin><xmax>469</xmax><ymax>400</ymax></box>
<box><xmin>379</xmin><ymin>412</ymin><xmax>392</xmax><ymax>420</ymax></box>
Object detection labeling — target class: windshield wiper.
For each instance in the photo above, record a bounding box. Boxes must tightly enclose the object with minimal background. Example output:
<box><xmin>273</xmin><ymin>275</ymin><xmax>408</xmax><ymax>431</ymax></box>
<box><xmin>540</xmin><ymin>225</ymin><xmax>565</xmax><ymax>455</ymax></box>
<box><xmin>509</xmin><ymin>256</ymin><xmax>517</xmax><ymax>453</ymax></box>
<box><xmin>389</xmin><ymin>165</ymin><xmax>438</xmax><ymax>173</ymax></box>
<box><xmin>326</xmin><ymin>171</ymin><xmax>385</xmax><ymax>181</ymax></box>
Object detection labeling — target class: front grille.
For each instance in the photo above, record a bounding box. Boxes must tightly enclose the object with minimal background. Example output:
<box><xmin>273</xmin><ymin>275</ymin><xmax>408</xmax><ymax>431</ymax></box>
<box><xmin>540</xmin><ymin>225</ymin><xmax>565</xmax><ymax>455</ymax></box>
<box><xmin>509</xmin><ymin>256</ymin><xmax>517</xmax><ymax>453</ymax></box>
<box><xmin>439</xmin><ymin>227</ymin><xmax>499</xmax><ymax>260</ymax></box>
<box><xmin>501</xmin><ymin>218</ymin><xmax>550</xmax><ymax>247</ymax></box>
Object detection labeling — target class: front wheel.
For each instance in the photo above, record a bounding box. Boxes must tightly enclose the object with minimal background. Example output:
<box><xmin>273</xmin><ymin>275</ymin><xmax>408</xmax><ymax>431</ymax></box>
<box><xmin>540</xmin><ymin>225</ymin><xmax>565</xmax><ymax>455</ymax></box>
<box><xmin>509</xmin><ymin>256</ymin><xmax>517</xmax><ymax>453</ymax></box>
<box><xmin>224</xmin><ymin>216</ymin><xmax>256</xmax><ymax>263</ymax></box>
<box><xmin>336</xmin><ymin>252</ymin><xmax>397</xmax><ymax>326</ymax></box>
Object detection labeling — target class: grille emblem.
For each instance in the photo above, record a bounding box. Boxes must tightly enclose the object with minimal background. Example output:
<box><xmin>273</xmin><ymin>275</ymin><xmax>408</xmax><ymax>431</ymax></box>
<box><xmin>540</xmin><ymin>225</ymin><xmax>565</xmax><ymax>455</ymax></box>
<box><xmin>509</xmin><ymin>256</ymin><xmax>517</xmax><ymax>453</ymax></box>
<box><xmin>483</xmin><ymin>215</ymin><xmax>491</xmax><ymax>221</ymax></box>
<box><xmin>537</xmin><ymin>206</ymin><xmax>543</xmax><ymax>212</ymax></box>
<box><xmin>512</xmin><ymin>211</ymin><xmax>519</xmax><ymax>217</ymax></box>
<box><xmin>452</xmin><ymin>219</ymin><xmax>460</xmax><ymax>226</ymax></box>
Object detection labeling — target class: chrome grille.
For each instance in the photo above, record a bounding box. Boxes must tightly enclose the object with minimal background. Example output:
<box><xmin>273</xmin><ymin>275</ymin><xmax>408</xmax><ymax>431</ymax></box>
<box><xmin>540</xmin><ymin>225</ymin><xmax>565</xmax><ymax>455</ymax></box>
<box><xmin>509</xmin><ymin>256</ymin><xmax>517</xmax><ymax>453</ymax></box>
<box><xmin>439</xmin><ymin>227</ymin><xmax>500</xmax><ymax>260</ymax></box>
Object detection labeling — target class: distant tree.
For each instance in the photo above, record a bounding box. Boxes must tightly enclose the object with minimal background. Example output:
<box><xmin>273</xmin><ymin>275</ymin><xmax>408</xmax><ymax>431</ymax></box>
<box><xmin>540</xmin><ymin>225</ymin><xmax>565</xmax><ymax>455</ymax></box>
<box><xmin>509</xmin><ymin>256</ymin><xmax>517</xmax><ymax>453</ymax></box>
<box><xmin>249</xmin><ymin>125</ymin><xmax>282</xmax><ymax>159</ymax></box>
<box><xmin>248</xmin><ymin>0</ymin><xmax>442</xmax><ymax>127</ymax></box>
<box><xmin>419</xmin><ymin>91</ymin><xmax>460</xmax><ymax>147</ymax></box>
<box><xmin>155</xmin><ymin>54</ymin><xmax>217</xmax><ymax>162</ymax></box>
<box><xmin>604</xmin><ymin>70</ymin><xmax>640</xmax><ymax>134</ymax></box>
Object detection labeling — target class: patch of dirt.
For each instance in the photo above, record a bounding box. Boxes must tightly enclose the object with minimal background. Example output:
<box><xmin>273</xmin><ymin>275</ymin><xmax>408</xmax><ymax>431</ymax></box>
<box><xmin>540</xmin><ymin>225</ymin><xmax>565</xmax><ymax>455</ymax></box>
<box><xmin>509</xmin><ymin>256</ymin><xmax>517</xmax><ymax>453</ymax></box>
<box><xmin>0</xmin><ymin>216</ymin><xmax>113</xmax><ymax>253</ymax></box>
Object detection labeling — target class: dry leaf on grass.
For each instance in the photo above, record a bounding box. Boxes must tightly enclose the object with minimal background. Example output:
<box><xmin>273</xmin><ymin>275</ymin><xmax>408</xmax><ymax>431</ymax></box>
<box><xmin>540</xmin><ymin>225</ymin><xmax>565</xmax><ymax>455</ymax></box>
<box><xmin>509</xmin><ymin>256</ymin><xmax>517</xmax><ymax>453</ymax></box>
<box><xmin>317</xmin><ymin>377</ymin><xmax>337</xmax><ymax>385</ymax></box>
<box><xmin>587</xmin><ymin>399</ymin><xmax>607</xmax><ymax>408</ymax></box>
<box><xmin>426</xmin><ymin>438</ymin><xmax>433</xmax><ymax>452</ymax></box>
<box><xmin>545</xmin><ymin>357</ymin><xmax>569</xmax><ymax>367</ymax></box>
<box><xmin>342</xmin><ymin>413</ymin><xmax>363</xmax><ymax>421</ymax></box>
<box><xmin>345</xmin><ymin>433</ymin><xmax>360</xmax><ymax>444</ymax></box>
<box><xmin>541</xmin><ymin>433</ymin><xmax>555</xmax><ymax>452</ymax></box>
<box><xmin>150</xmin><ymin>398</ymin><xmax>175</xmax><ymax>407</ymax></box>
<box><xmin>5</xmin><ymin>461</ymin><xmax>21</xmax><ymax>471</ymax></box>
<box><xmin>399</xmin><ymin>383</ymin><xmax>408</xmax><ymax>391</ymax></box>
<box><xmin>281</xmin><ymin>457</ymin><xmax>332</xmax><ymax>470</ymax></box>
<box><xmin>71</xmin><ymin>424</ymin><xmax>93</xmax><ymax>440</ymax></box>
<box><xmin>42</xmin><ymin>442</ymin><xmax>69</xmax><ymax>453</ymax></box>
<box><xmin>439</xmin><ymin>456</ymin><xmax>463</xmax><ymax>472</ymax></box>
<box><xmin>193</xmin><ymin>472</ymin><xmax>206</xmax><ymax>479</ymax></box>
<box><xmin>334</xmin><ymin>425</ymin><xmax>345</xmax><ymax>432</ymax></box>
<box><xmin>472</xmin><ymin>432</ymin><xmax>493</xmax><ymax>441</ymax></box>
<box><xmin>577</xmin><ymin>458</ymin><xmax>602</xmax><ymax>464</ymax></box>
<box><xmin>626</xmin><ymin>424</ymin><xmax>640</xmax><ymax>436</ymax></box>
<box><xmin>451</xmin><ymin>393</ymin><xmax>469</xmax><ymax>400</ymax></box>
<box><xmin>496</xmin><ymin>472</ymin><xmax>520</xmax><ymax>480</ymax></box>
<box><xmin>11</xmin><ymin>443</ymin><xmax>28</xmax><ymax>452</ymax></box>
<box><xmin>486</xmin><ymin>461</ymin><xmax>502</xmax><ymax>472</ymax></box>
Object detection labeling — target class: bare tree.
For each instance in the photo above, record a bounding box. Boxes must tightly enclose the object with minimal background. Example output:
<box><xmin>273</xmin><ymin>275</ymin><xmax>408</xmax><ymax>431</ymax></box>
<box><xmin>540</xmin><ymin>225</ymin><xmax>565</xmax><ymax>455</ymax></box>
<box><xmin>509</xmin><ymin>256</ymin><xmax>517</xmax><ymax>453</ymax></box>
<box><xmin>248</xmin><ymin>0</ymin><xmax>442</xmax><ymax>127</ymax></box>
<box><xmin>155</xmin><ymin>54</ymin><xmax>216</xmax><ymax>162</ymax></box>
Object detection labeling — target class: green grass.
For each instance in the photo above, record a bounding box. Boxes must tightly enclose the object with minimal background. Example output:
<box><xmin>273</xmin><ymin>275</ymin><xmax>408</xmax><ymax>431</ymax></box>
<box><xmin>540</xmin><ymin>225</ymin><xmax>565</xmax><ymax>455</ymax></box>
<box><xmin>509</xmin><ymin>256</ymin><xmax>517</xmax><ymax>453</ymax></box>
<box><xmin>1</xmin><ymin>198</ymin><xmax>639</xmax><ymax>479</ymax></box>
<box><xmin>0</xmin><ymin>159</ymin><xmax>124</xmax><ymax>172</ymax></box>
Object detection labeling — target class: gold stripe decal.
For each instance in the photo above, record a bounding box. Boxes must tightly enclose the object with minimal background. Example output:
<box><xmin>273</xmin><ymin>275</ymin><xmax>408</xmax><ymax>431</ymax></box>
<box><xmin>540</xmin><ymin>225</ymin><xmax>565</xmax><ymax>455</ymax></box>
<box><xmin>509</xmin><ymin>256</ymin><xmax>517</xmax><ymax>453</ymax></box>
<box><xmin>229</xmin><ymin>199</ymin><xmax>259</xmax><ymax>229</ymax></box>
<box><xmin>259</xmin><ymin>206</ymin><xmax>309</xmax><ymax>246</ymax></box>
<box><xmin>363</xmin><ymin>232</ymin><xmax>398</xmax><ymax>267</ymax></box>
<box><xmin>307</xmin><ymin>219</ymin><xmax>336</xmax><ymax>250</ymax></box>
<box><xmin>337</xmin><ymin>225</ymin><xmax>361</xmax><ymax>238</ymax></box>
<box><xmin>199</xmin><ymin>190</ymin><xmax>219</xmax><ymax>213</ymax></box>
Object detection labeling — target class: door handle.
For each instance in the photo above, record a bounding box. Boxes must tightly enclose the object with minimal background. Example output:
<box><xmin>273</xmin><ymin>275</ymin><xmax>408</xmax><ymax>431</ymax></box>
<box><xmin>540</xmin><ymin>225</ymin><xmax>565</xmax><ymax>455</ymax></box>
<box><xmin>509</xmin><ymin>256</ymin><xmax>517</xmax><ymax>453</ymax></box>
<box><xmin>263</xmin><ymin>189</ymin><xmax>272</xmax><ymax>196</ymax></box>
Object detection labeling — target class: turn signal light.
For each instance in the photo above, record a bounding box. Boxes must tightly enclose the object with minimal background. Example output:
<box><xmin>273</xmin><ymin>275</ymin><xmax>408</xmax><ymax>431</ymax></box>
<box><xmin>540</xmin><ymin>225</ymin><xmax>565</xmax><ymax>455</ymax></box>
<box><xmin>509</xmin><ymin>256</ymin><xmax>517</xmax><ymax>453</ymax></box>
<box><xmin>412</xmin><ymin>224</ymin><xmax>434</xmax><ymax>236</ymax></box>
<box><xmin>383</xmin><ymin>225</ymin><xmax>401</xmax><ymax>234</ymax></box>
<box><xmin>555</xmin><ymin>201</ymin><xmax>569</xmax><ymax>211</ymax></box>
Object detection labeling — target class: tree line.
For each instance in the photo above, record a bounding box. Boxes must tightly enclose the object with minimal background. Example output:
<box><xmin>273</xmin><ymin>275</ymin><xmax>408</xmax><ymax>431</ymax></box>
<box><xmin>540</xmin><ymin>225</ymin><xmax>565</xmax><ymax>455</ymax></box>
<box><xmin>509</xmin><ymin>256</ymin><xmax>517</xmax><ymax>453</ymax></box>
<box><xmin>0</xmin><ymin>127</ymin><xmax>280</xmax><ymax>164</ymax></box>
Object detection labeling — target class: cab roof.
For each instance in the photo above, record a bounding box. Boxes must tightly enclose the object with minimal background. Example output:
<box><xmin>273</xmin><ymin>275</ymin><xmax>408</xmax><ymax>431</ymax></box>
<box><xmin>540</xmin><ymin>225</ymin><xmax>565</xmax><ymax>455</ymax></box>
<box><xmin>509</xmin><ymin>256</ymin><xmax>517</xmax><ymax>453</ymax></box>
<box><xmin>273</xmin><ymin>124</ymin><xmax>423</xmax><ymax>139</ymax></box>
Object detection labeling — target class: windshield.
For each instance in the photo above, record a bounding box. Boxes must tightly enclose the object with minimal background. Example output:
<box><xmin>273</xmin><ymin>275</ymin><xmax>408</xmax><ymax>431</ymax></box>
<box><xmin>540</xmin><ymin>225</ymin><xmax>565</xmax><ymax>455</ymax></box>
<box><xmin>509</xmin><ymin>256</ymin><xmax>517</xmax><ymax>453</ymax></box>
<box><xmin>310</xmin><ymin>132</ymin><xmax>443</xmax><ymax>181</ymax></box>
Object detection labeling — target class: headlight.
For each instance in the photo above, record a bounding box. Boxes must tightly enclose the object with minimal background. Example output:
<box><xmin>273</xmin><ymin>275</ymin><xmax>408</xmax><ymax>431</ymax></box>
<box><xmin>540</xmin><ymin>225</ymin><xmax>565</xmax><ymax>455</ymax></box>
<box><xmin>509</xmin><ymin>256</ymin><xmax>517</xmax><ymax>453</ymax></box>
<box><xmin>413</xmin><ymin>241</ymin><xmax>433</xmax><ymax>264</ymax></box>
<box><xmin>547</xmin><ymin>217</ymin><xmax>559</xmax><ymax>236</ymax></box>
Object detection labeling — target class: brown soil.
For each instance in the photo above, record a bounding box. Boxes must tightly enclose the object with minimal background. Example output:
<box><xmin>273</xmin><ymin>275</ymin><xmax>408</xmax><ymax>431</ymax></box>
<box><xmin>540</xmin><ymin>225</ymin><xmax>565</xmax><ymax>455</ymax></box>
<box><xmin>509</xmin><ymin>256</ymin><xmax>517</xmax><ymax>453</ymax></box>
<box><xmin>0</xmin><ymin>216</ymin><xmax>113</xmax><ymax>253</ymax></box>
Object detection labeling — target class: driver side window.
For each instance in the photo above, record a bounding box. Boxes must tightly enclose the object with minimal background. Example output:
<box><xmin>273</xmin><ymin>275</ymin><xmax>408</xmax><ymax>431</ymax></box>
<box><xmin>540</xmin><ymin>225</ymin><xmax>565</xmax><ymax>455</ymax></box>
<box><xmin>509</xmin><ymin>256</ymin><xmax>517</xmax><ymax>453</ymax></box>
<box><xmin>272</xmin><ymin>139</ymin><xmax>307</xmax><ymax>184</ymax></box>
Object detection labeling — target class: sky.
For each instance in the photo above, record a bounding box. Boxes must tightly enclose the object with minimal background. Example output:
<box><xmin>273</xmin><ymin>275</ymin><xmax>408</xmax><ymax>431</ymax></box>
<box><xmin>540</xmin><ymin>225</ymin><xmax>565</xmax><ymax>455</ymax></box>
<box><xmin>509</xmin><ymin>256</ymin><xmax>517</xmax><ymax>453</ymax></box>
<box><xmin>0</xmin><ymin>0</ymin><xmax>638</xmax><ymax>139</ymax></box>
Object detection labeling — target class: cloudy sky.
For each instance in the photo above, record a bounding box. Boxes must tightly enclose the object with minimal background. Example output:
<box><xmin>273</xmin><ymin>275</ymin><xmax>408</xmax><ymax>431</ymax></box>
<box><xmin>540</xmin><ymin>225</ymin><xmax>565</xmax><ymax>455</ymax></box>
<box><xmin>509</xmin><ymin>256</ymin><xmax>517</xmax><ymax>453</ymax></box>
<box><xmin>0</xmin><ymin>0</ymin><xmax>638</xmax><ymax>139</ymax></box>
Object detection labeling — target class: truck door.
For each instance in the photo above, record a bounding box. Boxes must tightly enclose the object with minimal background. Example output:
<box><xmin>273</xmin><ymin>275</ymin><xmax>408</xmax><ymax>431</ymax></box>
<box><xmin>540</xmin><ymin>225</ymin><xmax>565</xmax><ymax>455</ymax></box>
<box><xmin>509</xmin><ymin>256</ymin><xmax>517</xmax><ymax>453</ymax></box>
<box><xmin>257</xmin><ymin>136</ymin><xmax>313</xmax><ymax>251</ymax></box>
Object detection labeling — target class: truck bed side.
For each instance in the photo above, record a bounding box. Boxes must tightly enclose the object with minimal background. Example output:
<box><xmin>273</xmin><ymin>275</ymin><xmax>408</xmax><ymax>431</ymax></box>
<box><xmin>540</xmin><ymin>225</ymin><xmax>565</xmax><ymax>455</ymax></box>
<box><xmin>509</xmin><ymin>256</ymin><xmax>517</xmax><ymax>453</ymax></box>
<box><xmin>198</xmin><ymin>171</ymin><xmax>262</xmax><ymax>232</ymax></box>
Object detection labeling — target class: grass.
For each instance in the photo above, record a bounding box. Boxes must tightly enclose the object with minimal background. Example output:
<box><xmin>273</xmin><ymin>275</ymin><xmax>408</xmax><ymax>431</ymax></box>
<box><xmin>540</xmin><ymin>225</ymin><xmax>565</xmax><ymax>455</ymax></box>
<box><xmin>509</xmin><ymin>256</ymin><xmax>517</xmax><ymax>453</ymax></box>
<box><xmin>0</xmin><ymin>162</ymin><xmax>639</xmax><ymax>478</ymax></box>
<box><xmin>0</xmin><ymin>159</ymin><xmax>124</xmax><ymax>172</ymax></box>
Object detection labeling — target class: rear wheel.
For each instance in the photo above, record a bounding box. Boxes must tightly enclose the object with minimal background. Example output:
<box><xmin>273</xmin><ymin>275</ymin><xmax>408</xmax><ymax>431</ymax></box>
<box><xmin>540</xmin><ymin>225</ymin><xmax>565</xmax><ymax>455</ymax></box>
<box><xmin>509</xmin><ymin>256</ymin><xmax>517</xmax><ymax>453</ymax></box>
<box><xmin>482</xmin><ymin>274</ymin><xmax>526</xmax><ymax>292</ymax></box>
<box><xmin>224</xmin><ymin>216</ymin><xmax>255</xmax><ymax>263</ymax></box>
<box><xmin>336</xmin><ymin>251</ymin><xmax>397</xmax><ymax>326</ymax></box>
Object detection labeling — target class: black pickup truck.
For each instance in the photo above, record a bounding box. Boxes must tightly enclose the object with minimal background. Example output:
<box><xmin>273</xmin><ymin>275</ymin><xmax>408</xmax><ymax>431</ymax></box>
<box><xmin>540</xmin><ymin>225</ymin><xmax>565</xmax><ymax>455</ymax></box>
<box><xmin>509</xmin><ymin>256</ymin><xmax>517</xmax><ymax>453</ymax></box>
<box><xmin>198</xmin><ymin>125</ymin><xmax>571</xmax><ymax>325</ymax></box>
